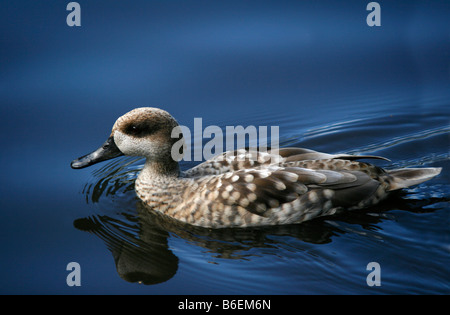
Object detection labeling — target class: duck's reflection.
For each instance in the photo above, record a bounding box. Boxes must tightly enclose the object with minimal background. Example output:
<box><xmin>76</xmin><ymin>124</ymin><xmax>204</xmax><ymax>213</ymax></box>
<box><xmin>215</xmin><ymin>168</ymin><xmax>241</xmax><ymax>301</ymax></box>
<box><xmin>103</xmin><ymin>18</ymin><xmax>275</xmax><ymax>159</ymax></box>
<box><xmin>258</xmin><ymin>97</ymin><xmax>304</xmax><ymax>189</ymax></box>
<box><xmin>73</xmin><ymin>159</ymin><xmax>445</xmax><ymax>285</ymax></box>
<box><xmin>74</xmin><ymin>207</ymin><xmax>178</xmax><ymax>285</ymax></box>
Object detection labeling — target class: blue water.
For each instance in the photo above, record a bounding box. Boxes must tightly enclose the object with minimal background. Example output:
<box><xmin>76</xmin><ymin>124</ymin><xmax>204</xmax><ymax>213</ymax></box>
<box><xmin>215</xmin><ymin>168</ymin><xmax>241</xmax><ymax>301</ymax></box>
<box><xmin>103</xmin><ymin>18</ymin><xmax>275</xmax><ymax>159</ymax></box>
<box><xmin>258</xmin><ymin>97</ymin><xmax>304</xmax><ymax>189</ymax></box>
<box><xmin>0</xmin><ymin>1</ymin><xmax>449</xmax><ymax>294</ymax></box>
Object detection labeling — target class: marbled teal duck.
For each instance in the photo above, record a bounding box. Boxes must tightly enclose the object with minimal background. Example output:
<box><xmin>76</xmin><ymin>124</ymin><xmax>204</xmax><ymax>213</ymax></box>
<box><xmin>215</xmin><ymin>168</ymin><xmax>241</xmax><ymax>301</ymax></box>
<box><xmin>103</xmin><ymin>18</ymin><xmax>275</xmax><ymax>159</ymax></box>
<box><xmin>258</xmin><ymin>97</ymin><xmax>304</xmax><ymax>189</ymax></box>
<box><xmin>71</xmin><ymin>107</ymin><xmax>442</xmax><ymax>228</ymax></box>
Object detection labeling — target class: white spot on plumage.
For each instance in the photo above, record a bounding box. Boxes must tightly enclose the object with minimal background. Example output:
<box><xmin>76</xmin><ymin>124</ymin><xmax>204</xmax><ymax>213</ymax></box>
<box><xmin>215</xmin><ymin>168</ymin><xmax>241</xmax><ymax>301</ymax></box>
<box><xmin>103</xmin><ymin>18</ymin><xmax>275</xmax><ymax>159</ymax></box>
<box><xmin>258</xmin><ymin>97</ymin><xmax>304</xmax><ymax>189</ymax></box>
<box><xmin>284</xmin><ymin>172</ymin><xmax>298</xmax><ymax>182</ymax></box>
<box><xmin>323</xmin><ymin>189</ymin><xmax>334</xmax><ymax>199</ymax></box>
<box><xmin>328</xmin><ymin>207</ymin><xmax>337</xmax><ymax>215</ymax></box>
<box><xmin>248</xmin><ymin>193</ymin><xmax>257</xmax><ymax>202</ymax></box>
<box><xmin>239</xmin><ymin>198</ymin><xmax>250</xmax><ymax>207</ymax></box>
<box><xmin>274</xmin><ymin>181</ymin><xmax>286</xmax><ymax>191</ymax></box>
<box><xmin>308</xmin><ymin>191</ymin><xmax>319</xmax><ymax>203</ymax></box>
<box><xmin>211</xmin><ymin>190</ymin><xmax>219</xmax><ymax>199</ymax></box>
<box><xmin>259</xmin><ymin>170</ymin><xmax>271</xmax><ymax>178</ymax></box>
<box><xmin>223</xmin><ymin>206</ymin><xmax>233</xmax><ymax>218</ymax></box>
<box><xmin>250</xmin><ymin>214</ymin><xmax>261</xmax><ymax>224</ymax></box>
<box><xmin>294</xmin><ymin>184</ymin><xmax>308</xmax><ymax>194</ymax></box>
<box><xmin>244</xmin><ymin>174</ymin><xmax>254</xmax><ymax>183</ymax></box>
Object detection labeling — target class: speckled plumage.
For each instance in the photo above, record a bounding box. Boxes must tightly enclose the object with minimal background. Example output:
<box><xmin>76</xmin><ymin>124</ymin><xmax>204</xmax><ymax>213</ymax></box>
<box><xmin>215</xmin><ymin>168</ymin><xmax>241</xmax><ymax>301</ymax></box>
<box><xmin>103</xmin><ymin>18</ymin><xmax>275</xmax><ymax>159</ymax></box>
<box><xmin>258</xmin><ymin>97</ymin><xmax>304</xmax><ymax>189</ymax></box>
<box><xmin>72</xmin><ymin>107</ymin><xmax>442</xmax><ymax>228</ymax></box>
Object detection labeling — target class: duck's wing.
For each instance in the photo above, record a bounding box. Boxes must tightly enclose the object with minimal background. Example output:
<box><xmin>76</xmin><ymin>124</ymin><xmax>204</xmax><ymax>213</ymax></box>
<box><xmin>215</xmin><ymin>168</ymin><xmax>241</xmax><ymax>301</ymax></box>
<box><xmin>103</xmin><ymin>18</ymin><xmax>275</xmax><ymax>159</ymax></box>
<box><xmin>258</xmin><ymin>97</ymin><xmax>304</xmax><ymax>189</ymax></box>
<box><xmin>202</xmin><ymin>165</ymin><xmax>380</xmax><ymax>218</ymax></box>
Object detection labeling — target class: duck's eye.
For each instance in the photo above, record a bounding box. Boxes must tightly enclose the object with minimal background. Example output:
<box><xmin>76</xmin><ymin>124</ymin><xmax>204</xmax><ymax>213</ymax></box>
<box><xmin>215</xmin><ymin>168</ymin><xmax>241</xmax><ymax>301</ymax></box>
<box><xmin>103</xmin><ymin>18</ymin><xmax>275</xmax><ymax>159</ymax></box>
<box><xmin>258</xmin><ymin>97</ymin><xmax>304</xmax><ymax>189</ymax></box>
<box><xmin>125</xmin><ymin>122</ymin><xmax>160</xmax><ymax>137</ymax></box>
<box><xmin>125</xmin><ymin>124</ymin><xmax>143</xmax><ymax>136</ymax></box>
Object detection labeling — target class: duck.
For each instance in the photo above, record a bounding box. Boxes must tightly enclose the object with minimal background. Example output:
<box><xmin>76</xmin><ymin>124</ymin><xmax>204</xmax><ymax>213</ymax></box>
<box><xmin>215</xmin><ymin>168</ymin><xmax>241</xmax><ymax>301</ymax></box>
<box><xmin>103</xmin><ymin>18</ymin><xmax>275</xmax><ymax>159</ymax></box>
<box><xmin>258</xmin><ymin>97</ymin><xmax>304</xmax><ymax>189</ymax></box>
<box><xmin>71</xmin><ymin>107</ymin><xmax>442</xmax><ymax>228</ymax></box>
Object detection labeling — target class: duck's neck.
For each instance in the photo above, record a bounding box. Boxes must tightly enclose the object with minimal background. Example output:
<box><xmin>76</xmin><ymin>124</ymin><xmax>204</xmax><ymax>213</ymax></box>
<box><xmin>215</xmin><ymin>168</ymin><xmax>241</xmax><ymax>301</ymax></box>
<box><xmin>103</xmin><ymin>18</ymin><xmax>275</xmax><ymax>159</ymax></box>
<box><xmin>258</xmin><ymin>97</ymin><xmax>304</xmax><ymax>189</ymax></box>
<box><xmin>138</xmin><ymin>158</ymin><xmax>180</xmax><ymax>184</ymax></box>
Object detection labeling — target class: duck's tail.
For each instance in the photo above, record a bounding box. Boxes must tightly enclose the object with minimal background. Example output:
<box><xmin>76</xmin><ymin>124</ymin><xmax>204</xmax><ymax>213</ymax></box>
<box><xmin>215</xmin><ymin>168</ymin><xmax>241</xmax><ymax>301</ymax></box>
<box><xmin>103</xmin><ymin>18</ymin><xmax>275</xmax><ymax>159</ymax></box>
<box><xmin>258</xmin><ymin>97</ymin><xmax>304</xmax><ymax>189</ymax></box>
<box><xmin>386</xmin><ymin>167</ymin><xmax>442</xmax><ymax>191</ymax></box>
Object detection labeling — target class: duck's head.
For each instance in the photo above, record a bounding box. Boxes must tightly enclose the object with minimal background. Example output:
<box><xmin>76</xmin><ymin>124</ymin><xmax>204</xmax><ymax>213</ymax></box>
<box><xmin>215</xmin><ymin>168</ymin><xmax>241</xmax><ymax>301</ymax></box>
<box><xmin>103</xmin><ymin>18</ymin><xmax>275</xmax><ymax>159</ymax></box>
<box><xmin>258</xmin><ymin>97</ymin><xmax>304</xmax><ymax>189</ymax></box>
<box><xmin>71</xmin><ymin>107</ymin><xmax>183</xmax><ymax>170</ymax></box>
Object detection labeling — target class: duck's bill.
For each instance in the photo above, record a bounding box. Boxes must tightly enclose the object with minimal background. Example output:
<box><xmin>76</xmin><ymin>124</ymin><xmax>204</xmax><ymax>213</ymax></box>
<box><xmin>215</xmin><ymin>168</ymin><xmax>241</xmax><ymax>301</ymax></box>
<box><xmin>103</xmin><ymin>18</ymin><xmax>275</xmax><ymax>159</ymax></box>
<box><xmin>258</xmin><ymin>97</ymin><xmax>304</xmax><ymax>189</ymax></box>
<box><xmin>71</xmin><ymin>136</ymin><xmax>124</xmax><ymax>169</ymax></box>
